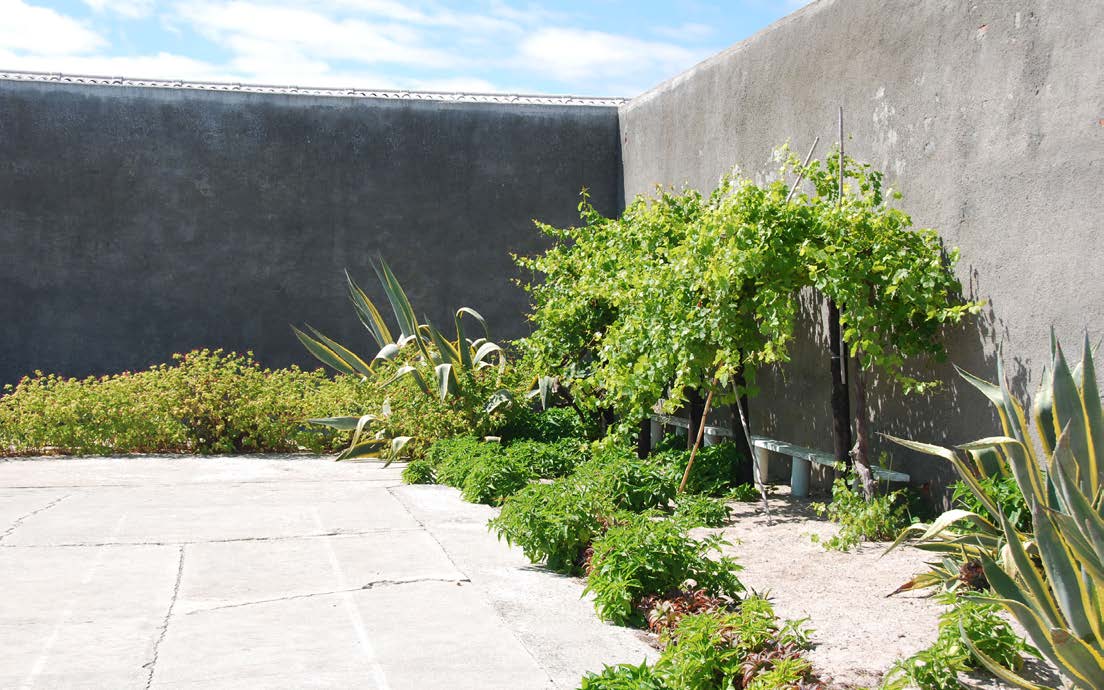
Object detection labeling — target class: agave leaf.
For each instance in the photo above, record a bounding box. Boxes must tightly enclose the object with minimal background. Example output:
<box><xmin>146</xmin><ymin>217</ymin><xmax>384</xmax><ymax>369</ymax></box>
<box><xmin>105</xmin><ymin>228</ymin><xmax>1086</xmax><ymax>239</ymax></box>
<box><xmin>536</xmin><ymin>375</ymin><xmax>555</xmax><ymax>410</ymax></box>
<box><xmin>916</xmin><ymin>509</ymin><xmax>1000</xmax><ymax>542</ymax></box>
<box><xmin>1049</xmin><ymin>628</ymin><xmax>1104</xmax><ymax>690</ymax></box>
<box><xmin>375</xmin><ymin>343</ymin><xmax>401</xmax><ymax>361</ymax></box>
<box><xmin>345</xmin><ymin>269</ymin><xmax>393</xmax><ymax>350</ymax></box>
<box><xmin>884</xmin><ymin>434</ymin><xmax>1002</xmax><ymax>520</ymax></box>
<box><xmin>1035</xmin><ymin>364</ymin><xmax>1057</xmax><ymax>457</ymax></box>
<box><xmin>1051</xmin><ymin>344</ymin><xmax>1092</xmax><ymax>493</ymax></box>
<box><xmin>381</xmin><ymin>436</ymin><xmax>413</xmax><ymax>467</ymax></box>
<box><xmin>1079</xmin><ymin>333</ymin><xmax>1104</xmax><ymax>497</ymax></box>
<box><xmin>485</xmin><ymin>388</ymin><xmax>513</xmax><ymax>413</ymax></box>
<box><xmin>956</xmin><ymin>363</ymin><xmax>1014</xmax><ymax>438</ymax></box>
<box><xmin>975</xmin><ymin>574</ymin><xmax>1063</xmax><ymax>673</ymax></box>
<box><xmin>1047</xmin><ymin>510</ymin><xmax>1104</xmax><ymax>584</ymax></box>
<box><xmin>336</xmin><ymin>438</ymin><xmax>388</xmax><ymax>461</ymax></box>
<box><xmin>998</xmin><ymin>355</ymin><xmax>1032</xmax><ymax>445</ymax></box>
<box><xmin>1033</xmin><ymin>502</ymin><xmax>1101</xmax><ymax>641</ymax></box>
<box><xmin>306</xmin><ymin>326</ymin><xmax>374</xmax><ymax>378</ymax></box>
<box><xmin>454</xmin><ymin>311</ymin><xmax>473</xmax><ymax>371</ymax></box>
<box><xmin>292</xmin><ymin>326</ymin><xmax>359</xmax><ymax>376</ymax></box>
<box><xmin>435</xmin><ymin>363</ymin><xmax>457</xmax><ymax>401</ymax></box>
<box><xmin>427</xmin><ymin>322</ymin><xmax>462</xmax><ymax>368</ymax></box>
<box><xmin>474</xmin><ymin>341</ymin><xmax>504</xmax><ymax>366</ymax></box>
<box><xmin>382</xmin><ymin>365</ymin><xmax>430</xmax><ymax>395</ymax></box>
<box><xmin>307</xmin><ymin>416</ymin><xmax>363</xmax><ymax>431</ymax></box>
<box><xmin>1049</xmin><ymin>451</ymin><xmax>1104</xmax><ymax>558</ymax></box>
<box><xmin>887</xmin><ymin>570</ymin><xmax>946</xmax><ymax>596</ymax></box>
<box><xmin>997</xmin><ymin>510</ymin><xmax>1064</xmax><ymax>629</ymax></box>
<box><xmin>372</xmin><ymin>259</ymin><xmax>419</xmax><ymax>341</ymax></box>
<box><xmin>959</xmin><ymin>619</ymin><xmax>1047</xmax><ymax>689</ymax></box>
<box><xmin>456</xmin><ymin>306</ymin><xmax>489</xmax><ymax>338</ymax></box>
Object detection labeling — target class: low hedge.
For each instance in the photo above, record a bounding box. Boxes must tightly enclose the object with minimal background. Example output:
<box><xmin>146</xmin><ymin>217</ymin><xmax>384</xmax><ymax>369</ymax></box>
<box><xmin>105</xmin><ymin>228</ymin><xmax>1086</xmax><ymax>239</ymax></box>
<box><xmin>0</xmin><ymin>349</ymin><xmax>370</xmax><ymax>455</ymax></box>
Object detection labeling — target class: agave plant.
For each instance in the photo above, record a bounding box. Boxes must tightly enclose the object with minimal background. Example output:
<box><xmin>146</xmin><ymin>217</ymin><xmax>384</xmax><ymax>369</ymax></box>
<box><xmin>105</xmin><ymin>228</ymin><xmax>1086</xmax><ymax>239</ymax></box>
<box><xmin>887</xmin><ymin>334</ymin><xmax>1104</xmax><ymax>689</ymax></box>
<box><xmin>293</xmin><ymin>259</ymin><xmax>511</xmax><ymax>461</ymax></box>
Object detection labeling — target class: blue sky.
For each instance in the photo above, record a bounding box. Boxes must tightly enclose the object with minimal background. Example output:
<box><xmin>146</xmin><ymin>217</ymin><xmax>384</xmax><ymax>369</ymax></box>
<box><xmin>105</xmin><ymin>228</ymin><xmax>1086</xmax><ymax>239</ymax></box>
<box><xmin>0</xmin><ymin>0</ymin><xmax>810</xmax><ymax>96</ymax></box>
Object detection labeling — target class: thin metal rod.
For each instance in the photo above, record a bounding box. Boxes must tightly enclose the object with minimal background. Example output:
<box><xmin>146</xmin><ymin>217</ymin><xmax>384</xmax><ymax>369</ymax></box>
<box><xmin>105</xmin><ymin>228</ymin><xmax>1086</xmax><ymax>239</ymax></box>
<box><xmin>837</xmin><ymin>106</ymin><xmax>847</xmax><ymax>385</ymax></box>
<box><xmin>784</xmin><ymin>136</ymin><xmax>820</xmax><ymax>203</ymax></box>
<box><xmin>733</xmin><ymin>382</ymin><xmax>773</xmax><ymax>525</ymax></box>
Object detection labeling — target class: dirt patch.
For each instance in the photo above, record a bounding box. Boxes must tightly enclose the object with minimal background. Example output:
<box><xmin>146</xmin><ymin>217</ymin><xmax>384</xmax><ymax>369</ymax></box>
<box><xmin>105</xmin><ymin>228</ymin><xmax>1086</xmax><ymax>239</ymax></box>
<box><xmin>693</xmin><ymin>488</ymin><xmax>1060</xmax><ymax>689</ymax></box>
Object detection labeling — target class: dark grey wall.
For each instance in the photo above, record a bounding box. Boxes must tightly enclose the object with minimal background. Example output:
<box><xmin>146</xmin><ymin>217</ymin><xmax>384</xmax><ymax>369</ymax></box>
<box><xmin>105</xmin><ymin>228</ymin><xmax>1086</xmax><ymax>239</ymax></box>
<box><xmin>620</xmin><ymin>0</ymin><xmax>1104</xmax><ymax>490</ymax></box>
<box><xmin>0</xmin><ymin>81</ymin><xmax>621</xmax><ymax>385</ymax></box>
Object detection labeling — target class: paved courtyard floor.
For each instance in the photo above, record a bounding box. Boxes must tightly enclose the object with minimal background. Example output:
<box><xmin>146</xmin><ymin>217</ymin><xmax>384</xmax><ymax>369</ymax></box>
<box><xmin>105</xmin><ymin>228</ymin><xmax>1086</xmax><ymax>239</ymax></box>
<box><xmin>0</xmin><ymin>457</ymin><xmax>654</xmax><ymax>689</ymax></box>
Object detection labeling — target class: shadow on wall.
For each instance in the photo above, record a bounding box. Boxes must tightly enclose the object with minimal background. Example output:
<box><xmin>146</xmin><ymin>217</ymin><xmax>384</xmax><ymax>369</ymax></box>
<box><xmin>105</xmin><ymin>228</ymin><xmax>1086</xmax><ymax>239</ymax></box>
<box><xmin>746</xmin><ymin>266</ymin><xmax>1038</xmax><ymax>505</ymax></box>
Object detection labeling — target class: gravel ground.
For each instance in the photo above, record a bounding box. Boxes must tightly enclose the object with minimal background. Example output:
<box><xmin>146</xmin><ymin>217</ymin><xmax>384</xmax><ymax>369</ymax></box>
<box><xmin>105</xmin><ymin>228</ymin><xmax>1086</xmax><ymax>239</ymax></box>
<box><xmin>694</xmin><ymin>488</ymin><xmax>1062</xmax><ymax>689</ymax></box>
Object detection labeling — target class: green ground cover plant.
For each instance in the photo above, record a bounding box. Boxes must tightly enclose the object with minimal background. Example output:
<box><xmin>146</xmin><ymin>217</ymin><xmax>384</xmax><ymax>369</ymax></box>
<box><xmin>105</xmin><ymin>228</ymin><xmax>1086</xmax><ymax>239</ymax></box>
<box><xmin>490</xmin><ymin>477</ymin><xmax>612</xmax><ymax>574</ymax></box>
<box><xmin>585</xmin><ymin>515</ymin><xmax>743</xmax><ymax>626</ymax></box>
<box><xmin>811</xmin><ymin>477</ymin><xmax>914</xmax><ymax>551</ymax></box>
<box><xmin>461</xmin><ymin>451</ymin><xmax>532</xmax><ymax>505</ymax></box>
<box><xmin>0</xmin><ymin>349</ymin><xmax>366</xmax><ymax>456</ymax></box>
<box><xmin>573</xmin><ymin>445</ymin><xmax>675</xmax><ymax>512</ymax></box>
<box><xmin>672</xmin><ymin>494</ymin><xmax>731</xmax><ymax>529</ymax></box>
<box><xmin>504</xmin><ymin>437</ymin><xmax>587</xmax><ymax>478</ymax></box>
<box><xmin>655</xmin><ymin>442</ymin><xmax>743</xmax><ymax>497</ymax></box>
<box><xmin>882</xmin><ymin>594</ymin><xmax>1036</xmax><ymax>690</ymax></box>
<box><xmin>580</xmin><ymin>597</ymin><xmax>818</xmax><ymax>690</ymax></box>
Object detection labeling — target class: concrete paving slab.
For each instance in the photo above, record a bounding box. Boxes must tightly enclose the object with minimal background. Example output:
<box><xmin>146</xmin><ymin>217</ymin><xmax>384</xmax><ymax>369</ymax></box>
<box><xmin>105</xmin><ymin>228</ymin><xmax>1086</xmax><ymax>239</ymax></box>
<box><xmin>0</xmin><ymin>542</ymin><xmax>181</xmax><ymax>689</ymax></box>
<box><xmin>0</xmin><ymin>457</ymin><xmax>404</xmax><ymax>488</ymax></box>
<box><xmin>176</xmin><ymin>531</ymin><xmax>464</xmax><ymax>615</ymax></box>
<box><xmin>3</xmin><ymin>483</ymin><xmax>418</xmax><ymax>546</ymax></box>
<box><xmin>0</xmin><ymin>457</ymin><xmax>655</xmax><ymax>689</ymax></box>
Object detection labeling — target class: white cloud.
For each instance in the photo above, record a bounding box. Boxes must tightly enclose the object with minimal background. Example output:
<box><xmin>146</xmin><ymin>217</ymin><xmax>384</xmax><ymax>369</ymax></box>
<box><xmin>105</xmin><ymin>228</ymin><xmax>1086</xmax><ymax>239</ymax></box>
<box><xmin>83</xmin><ymin>0</ymin><xmax>156</xmax><ymax>19</ymax></box>
<box><xmin>0</xmin><ymin>0</ymin><xmax>105</xmax><ymax>55</ymax></box>
<box><xmin>0</xmin><ymin>48</ymin><xmax>227</xmax><ymax>80</ymax></box>
<box><xmin>177</xmin><ymin>1</ymin><xmax>469</xmax><ymax>69</ymax></box>
<box><xmin>518</xmin><ymin>27</ymin><xmax>704</xmax><ymax>84</ymax></box>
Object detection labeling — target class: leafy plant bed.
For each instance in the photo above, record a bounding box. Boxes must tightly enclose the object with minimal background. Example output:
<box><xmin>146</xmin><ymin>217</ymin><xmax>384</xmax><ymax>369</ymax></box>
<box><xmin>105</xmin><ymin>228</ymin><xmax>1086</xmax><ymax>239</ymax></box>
<box><xmin>699</xmin><ymin>487</ymin><xmax>1061</xmax><ymax>689</ymax></box>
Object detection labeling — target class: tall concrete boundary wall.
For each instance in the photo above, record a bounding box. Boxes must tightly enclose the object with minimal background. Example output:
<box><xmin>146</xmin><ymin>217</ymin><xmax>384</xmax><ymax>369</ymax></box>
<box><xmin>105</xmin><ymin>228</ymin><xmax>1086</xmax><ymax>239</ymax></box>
<box><xmin>620</xmin><ymin>0</ymin><xmax>1104</xmax><ymax>489</ymax></box>
<box><xmin>0</xmin><ymin>80</ymin><xmax>621</xmax><ymax>385</ymax></box>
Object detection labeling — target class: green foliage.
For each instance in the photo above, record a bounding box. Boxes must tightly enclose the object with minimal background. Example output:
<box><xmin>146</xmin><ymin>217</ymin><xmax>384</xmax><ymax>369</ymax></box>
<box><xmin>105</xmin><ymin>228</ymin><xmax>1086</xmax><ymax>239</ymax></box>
<box><xmin>575</xmin><ymin>445</ymin><xmax>676</xmax><ymax>512</ymax></box>
<box><xmin>584</xmin><ymin>515</ymin><xmax>743</xmax><ymax>625</ymax></box>
<box><xmin>887</xmin><ymin>335</ymin><xmax>1104</xmax><ymax>689</ymax></box>
<box><xmin>811</xmin><ymin>478</ymin><xmax>913</xmax><ymax>551</ymax></box>
<box><xmin>517</xmin><ymin>151</ymin><xmax>978</xmax><ymax>437</ymax></box>
<box><xmin>656</xmin><ymin>442</ymin><xmax>743</xmax><ymax>497</ymax></box>
<box><xmin>401</xmin><ymin>458</ymin><xmax>436</xmax><ymax>484</ymax></box>
<box><xmin>496</xmin><ymin>405</ymin><xmax>592</xmax><ymax>443</ymax></box>
<box><xmin>578</xmin><ymin>661</ymin><xmax>666</xmax><ymax>690</ymax></box>
<box><xmin>490</xmin><ymin>479</ymin><xmax>612</xmax><ymax>574</ymax></box>
<box><xmin>950</xmin><ymin>473</ymin><xmax>1031</xmax><ymax>534</ymax></box>
<box><xmin>728</xmin><ymin>483</ymin><xmax>760</xmax><ymax>502</ymax></box>
<box><xmin>504</xmin><ymin>438</ymin><xmax>588</xmax><ymax>479</ymax></box>
<box><xmin>785</xmin><ymin>149</ymin><xmax>982</xmax><ymax>393</ymax></box>
<box><xmin>461</xmin><ymin>452</ymin><xmax>532</xmax><ymax>506</ymax></box>
<box><xmin>425</xmin><ymin>436</ymin><xmax>501</xmax><ymax>488</ymax></box>
<box><xmin>673</xmin><ymin>494</ymin><xmax>731</xmax><ymax>529</ymax></box>
<box><xmin>0</xmin><ymin>349</ymin><xmax>364</xmax><ymax>456</ymax></box>
<box><xmin>883</xmin><ymin>594</ymin><xmax>1036</xmax><ymax>690</ymax></box>
<box><xmin>654</xmin><ymin>598</ymin><xmax>814</xmax><ymax>690</ymax></box>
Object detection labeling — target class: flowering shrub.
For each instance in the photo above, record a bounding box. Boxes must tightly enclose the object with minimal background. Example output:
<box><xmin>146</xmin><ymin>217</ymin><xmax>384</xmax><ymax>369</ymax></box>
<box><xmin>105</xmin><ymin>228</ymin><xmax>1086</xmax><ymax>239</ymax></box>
<box><xmin>0</xmin><ymin>349</ymin><xmax>372</xmax><ymax>455</ymax></box>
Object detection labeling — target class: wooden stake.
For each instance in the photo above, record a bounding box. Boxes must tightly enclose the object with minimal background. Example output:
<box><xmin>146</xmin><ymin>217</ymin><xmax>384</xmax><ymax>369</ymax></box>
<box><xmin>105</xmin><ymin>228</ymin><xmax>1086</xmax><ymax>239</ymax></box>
<box><xmin>678</xmin><ymin>387</ymin><xmax>714</xmax><ymax>494</ymax></box>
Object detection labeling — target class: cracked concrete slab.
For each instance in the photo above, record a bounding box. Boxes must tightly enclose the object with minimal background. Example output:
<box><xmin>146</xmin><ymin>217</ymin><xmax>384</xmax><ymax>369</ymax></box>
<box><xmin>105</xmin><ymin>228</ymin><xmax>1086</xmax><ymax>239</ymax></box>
<box><xmin>0</xmin><ymin>457</ymin><xmax>654</xmax><ymax>689</ymax></box>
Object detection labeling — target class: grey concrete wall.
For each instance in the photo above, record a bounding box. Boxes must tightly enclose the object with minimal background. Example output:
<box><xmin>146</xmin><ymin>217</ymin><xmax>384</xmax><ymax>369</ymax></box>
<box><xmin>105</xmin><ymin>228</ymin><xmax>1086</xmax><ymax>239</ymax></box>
<box><xmin>0</xmin><ymin>81</ymin><xmax>621</xmax><ymax>385</ymax></box>
<box><xmin>620</xmin><ymin>0</ymin><xmax>1104</xmax><ymax>491</ymax></box>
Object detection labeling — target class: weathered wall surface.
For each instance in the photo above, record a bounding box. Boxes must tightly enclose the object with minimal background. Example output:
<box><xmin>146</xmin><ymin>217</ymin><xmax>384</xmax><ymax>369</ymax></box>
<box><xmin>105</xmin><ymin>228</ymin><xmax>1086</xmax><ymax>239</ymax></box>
<box><xmin>620</xmin><ymin>0</ymin><xmax>1104</xmax><ymax>488</ymax></box>
<box><xmin>0</xmin><ymin>82</ymin><xmax>621</xmax><ymax>385</ymax></box>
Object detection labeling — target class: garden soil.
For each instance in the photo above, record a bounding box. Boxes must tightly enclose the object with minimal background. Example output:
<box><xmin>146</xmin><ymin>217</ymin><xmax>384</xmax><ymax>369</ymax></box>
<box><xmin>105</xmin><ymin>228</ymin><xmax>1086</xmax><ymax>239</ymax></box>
<box><xmin>694</xmin><ymin>489</ymin><xmax>1062</xmax><ymax>689</ymax></box>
